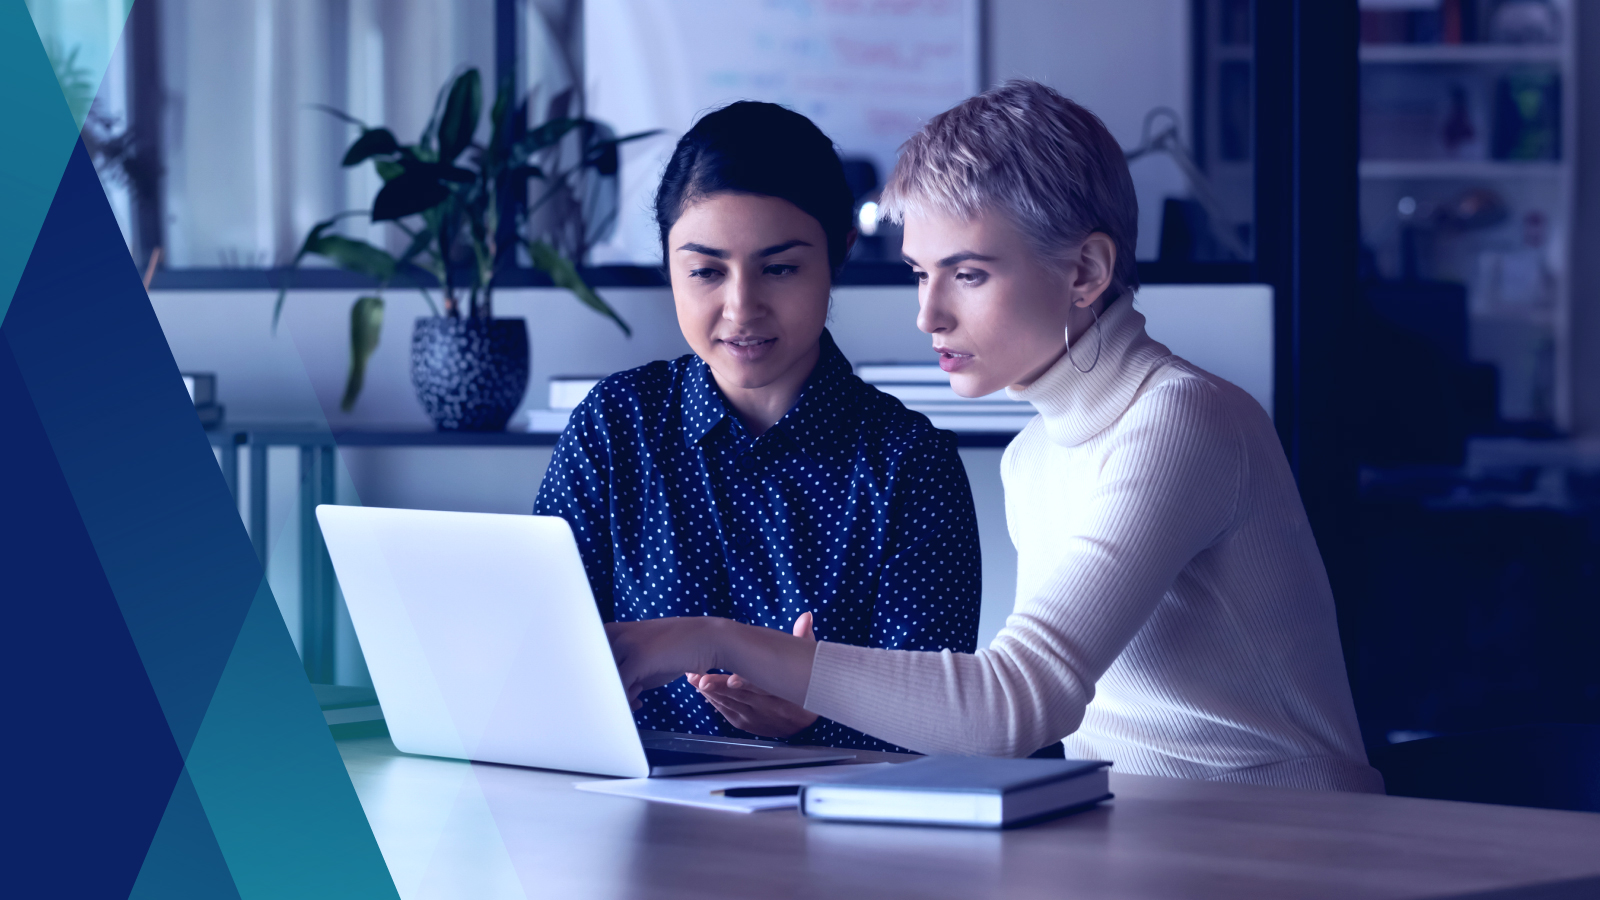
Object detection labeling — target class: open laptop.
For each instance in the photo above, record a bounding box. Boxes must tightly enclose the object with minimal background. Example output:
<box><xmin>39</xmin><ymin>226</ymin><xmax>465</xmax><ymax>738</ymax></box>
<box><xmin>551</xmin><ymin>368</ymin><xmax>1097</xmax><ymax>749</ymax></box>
<box><xmin>315</xmin><ymin>505</ymin><xmax>856</xmax><ymax>777</ymax></box>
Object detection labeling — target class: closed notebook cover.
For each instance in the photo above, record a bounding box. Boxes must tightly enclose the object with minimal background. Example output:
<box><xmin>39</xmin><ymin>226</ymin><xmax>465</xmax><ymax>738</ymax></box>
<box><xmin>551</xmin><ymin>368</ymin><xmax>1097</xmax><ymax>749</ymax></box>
<box><xmin>813</xmin><ymin>756</ymin><xmax>1109</xmax><ymax>794</ymax></box>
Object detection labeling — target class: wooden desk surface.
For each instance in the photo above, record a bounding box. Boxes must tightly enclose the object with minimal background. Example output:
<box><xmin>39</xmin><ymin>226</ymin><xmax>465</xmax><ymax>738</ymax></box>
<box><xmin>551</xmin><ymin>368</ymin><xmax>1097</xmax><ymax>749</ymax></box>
<box><xmin>339</xmin><ymin>736</ymin><xmax>1600</xmax><ymax>900</ymax></box>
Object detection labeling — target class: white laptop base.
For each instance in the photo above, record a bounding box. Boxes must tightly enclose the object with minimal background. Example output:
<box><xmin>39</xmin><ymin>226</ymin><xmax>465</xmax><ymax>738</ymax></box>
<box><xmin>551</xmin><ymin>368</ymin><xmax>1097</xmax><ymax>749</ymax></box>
<box><xmin>316</xmin><ymin>506</ymin><xmax>855</xmax><ymax>777</ymax></box>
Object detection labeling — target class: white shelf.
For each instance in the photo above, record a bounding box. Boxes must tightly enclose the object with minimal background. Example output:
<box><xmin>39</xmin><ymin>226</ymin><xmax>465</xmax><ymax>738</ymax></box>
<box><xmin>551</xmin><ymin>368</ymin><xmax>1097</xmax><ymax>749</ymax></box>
<box><xmin>1359</xmin><ymin>159</ymin><xmax>1565</xmax><ymax>180</ymax></box>
<box><xmin>1359</xmin><ymin>43</ymin><xmax>1563</xmax><ymax>65</ymax></box>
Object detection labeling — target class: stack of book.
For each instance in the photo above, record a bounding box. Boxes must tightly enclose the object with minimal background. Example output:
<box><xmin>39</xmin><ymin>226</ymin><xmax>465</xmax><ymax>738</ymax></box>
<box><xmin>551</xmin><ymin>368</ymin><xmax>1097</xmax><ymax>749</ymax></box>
<box><xmin>524</xmin><ymin>377</ymin><xmax>599</xmax><ymax>433</ymax></box>
<box><xmin>856</xmin><ymin>364</ymin><xmax>1035</xmax><ymax>434</ymax></box>
<box><xmin>525</xmin><ymin>365</ymin><xmax>1037</xmax><ymax>435</ymax></box>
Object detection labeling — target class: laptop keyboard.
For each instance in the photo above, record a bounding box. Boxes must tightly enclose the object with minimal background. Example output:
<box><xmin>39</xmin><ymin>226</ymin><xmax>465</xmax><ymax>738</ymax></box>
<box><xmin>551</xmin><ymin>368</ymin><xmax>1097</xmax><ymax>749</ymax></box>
<box><xmin>643</xmin><ymin>735</ymin><xmax>776</xmax><ymax>753</ymax></box>
<box><xmin>643</xmin><ymin>747</ymin><xmax>750</xmax><ymax>767</ymax></box>
<box><xmin>641</xmin><ymin>735</ymin><xmax>778</xmax><ymax>765</ymax></box>
<box><xmin>638</xmin><ymin>732</ymin><xmax>853</xmax><ymax>770</ymax></box>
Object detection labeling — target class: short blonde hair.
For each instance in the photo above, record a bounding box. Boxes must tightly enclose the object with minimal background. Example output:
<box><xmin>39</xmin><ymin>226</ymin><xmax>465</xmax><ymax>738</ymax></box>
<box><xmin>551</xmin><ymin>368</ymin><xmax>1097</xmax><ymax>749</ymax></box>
<box><xmin>880</xmin><ymin>80</ymin><xmax>1139</xmax><ymax>300</ymax></box>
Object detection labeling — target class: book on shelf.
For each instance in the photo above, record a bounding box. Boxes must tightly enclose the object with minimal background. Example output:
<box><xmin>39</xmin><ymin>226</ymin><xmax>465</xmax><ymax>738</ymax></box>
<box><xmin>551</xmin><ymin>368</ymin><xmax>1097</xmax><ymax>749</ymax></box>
<box><xmin>923</xmin><ymin>413</ymin><xmax>1037</xmax><ymax>433</ymax></box>
<box><xmin>855</xmin><ymin>363</ymin><xmax>950</xmax><ymax>384</ymax></box>
<box><xmin>529</xmin><ymin>364</ymin><xmax>1034</xmax><ymax>435</ymax></box>
<box><xmin>525</xmin><ymin>409</ymin><xmax>574</xmax><ymax>433</ymax></box>
<box><xmin>871</xmin><ymin>382</ymin><xmax>1024</xmax><ymax>406</ymax></box>
<box><xmin>549</xmin><ymin>377</ymin><xmax>603</xmax><ymax>410</ymax></box>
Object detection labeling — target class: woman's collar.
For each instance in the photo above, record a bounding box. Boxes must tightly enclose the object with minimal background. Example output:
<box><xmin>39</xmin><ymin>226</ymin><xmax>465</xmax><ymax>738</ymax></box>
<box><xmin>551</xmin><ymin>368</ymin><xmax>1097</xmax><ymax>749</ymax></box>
<box><xmin>1006</xmin><ymin>297</ymin><xmax>1172</xmax><ymax>447</ymax></box>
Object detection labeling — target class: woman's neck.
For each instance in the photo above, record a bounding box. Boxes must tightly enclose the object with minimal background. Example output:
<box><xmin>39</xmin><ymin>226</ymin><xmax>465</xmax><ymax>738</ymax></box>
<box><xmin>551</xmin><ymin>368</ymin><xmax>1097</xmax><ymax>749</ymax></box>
<box><xmin>1011</xmin><ymin>298</ymin><xmax>1107</xmax><ymax>390</ymax></box>
<box><xmin>711</xmin><ymin>341</ymin><xmax>822</xmax><ymax>436</ymax></box>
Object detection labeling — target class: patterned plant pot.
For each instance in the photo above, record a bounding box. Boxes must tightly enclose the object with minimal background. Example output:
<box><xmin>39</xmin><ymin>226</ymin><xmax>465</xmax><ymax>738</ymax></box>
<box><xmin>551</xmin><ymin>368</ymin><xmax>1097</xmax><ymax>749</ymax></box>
<box><xmin>410</xmin><ymin>316</ymin><xmax>530</xmax><ymax>432</ymax></box>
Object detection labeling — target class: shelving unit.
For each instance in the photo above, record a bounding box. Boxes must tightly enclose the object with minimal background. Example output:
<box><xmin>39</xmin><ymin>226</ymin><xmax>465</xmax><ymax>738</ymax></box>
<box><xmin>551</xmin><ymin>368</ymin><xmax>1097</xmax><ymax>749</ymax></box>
<box><xmin>1359</xmin><ymin>0</ymin><xmax>1578</xmax><ymax>430</ymax></box>
<box><xmin>1190</xmin><ymin>0</ymin><xmax>1255</xmax><ymax>253</ymax></box>
<box><xmin>1359</xmin><ymin>43</ymin><xmax>1562</xmax><ymax>64</ymax></box>
<box><xmin>1359</xmin><ymin>159</ymin><xmax>1564</xmax><ymax>179</ymax></box>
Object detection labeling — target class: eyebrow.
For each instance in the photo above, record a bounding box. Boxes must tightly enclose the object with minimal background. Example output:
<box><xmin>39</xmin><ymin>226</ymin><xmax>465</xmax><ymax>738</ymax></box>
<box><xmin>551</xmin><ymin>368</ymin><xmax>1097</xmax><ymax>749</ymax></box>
<box><xmin>676</xmin><ymin>239</ymin><xmax>813</xmax><ymax>260</ymax></box>
<box><xmin>759</xmin><ymin>239</ymin><xmax>810</xmax><ymax>257</ymax></box>
<box><xmin>935</xmin><ymin>251</ymin><xmax>998</xmax><ymax>267</ymax></box>
<box><xmin>901</xmin><ymin>251</ymin><xmax>998</xmax><ymax>268</ymax></box>
<box><xmin>676</xmin><ymin>242</ymin><xmax>727</xmax><ymax>259</ymax></box>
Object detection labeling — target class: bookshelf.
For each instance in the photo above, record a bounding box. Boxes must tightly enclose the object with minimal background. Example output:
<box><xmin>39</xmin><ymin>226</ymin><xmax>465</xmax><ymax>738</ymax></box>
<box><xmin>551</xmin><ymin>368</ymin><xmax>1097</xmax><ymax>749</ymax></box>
<box><xmin>1359</xmin><ymin>0</ymin><xmax>1577</xmax><ymax>430</ymax></box>
<box><xmin>1359</xmin><ymin>42</ymin><xmax>1562</xmax><ymax>64</ymax></box>
<box><xmin>1359</xmin><ymin>159</ymin><xmax>1564</xmax><ymax>179</ymax></box>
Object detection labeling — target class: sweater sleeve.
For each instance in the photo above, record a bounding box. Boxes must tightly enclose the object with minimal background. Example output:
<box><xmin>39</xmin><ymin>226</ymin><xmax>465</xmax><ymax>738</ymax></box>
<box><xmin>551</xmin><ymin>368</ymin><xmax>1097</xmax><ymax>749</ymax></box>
<box><xmin>802</xmin><ymin>379</ymin><xmax>1243</xmax><ymax>756</ymax></box>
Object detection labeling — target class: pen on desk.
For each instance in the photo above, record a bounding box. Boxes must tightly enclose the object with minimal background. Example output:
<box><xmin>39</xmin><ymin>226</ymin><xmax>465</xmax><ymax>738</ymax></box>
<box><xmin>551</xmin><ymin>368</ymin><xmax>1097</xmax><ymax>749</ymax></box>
<box><xmin>712</xmin><ymin>785</ymin><xmax>801</xmax><ymax>797</ymax></box>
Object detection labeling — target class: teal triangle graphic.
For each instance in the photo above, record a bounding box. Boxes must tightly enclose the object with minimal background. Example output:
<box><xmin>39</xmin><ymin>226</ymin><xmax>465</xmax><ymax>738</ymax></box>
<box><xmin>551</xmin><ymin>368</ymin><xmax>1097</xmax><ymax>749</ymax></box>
<box><xmin>186</xmin><ymin>586</ymin><xmax>399</xmax><ymax>900</ymax></box>
<box><xmin>129</xmin><ymin>769</ymin><xmax>243</xmax><ymax>900</ymax></box>
<box><xmin>3</xmin><ymin>30</ymin><xmax>398</xmax><ymax>895</ymax></box>
<box><xmin>7</xmin><ymin>141</ymin><xmax>257</xmax><ymax>759</ymax></box>
<box><xmin>0</xmin><ymin>0</ymin><xmax>81</xmax><ymax>327</ymax></box>
<box><xmin>23</xmin><ymin>0</ymin><xmax>136</xmax><ymax>129</ymax></box>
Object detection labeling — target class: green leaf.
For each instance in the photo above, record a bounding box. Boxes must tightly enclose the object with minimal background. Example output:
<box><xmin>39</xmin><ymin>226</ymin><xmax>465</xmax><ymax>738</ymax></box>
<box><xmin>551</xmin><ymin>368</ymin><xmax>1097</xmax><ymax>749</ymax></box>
<box><xmin>274</xmin><ymin>218</ymin><xmax>340</xmax><ymax>332</ymax></box>
<box><xmin>396</xmin><ymin>225</ymin><xmax>435</xmax><ymax>268</ymax></box>
<box><xmin>487</xmin><ymin>75</ymin><xmax>515</xmax><ymax>167</ymax></box>
<box><xmin>307</xmin><ymin>234</ymin><xmax>397</xmax><ymax>283</ymax></box>
<box><xmin>372</xmin><ymin>172</ymin><xmax>451</xmax><ymax>221</ymax></box>
<box><xmin>310</xmin><ymin>103</ymin><xmax>367</xmax><ymax>129</ymax></box>
<box><xmin>507</xmin><ymin>164</ymin><xmax>545</xmax><ymax>182</ymax></box>
<box><xmin>583</xmin><ymin>129</ymin><xmax>664</xmax><ymax>174</ymax></box>
<box><xmin>515</xmin><ymin>118</ymin><xmax>582</xmax><ymax>156</ymax></box>
<box><xmin>437</xmin><ymin>69</ymin><xmax>482</xmax><ymax>164</ymax></box>
<box><xmin>342</xmin><ymin>128</ymin><xmax>400</xmax><ymax>166</ymax></box>
<box><xmin>589</xmin><ymin>142</ymin><xmax>620</xmax><ymax>176</ymax></box>
<box><xmin>374</xmin><ymin>159</ymin><xmax>404</xmax><ymax>182</ymax></box>
<box><xmin>527</xmin><ymin>240</ymin><xmax>632</xmax><ymax>337</ymax></box>
<box><xmin>341</xmin><ymin>296</ymin><xmax>385</xmax><ymax>412</ymax></box>
<box><xmin>420</xmin><ymin>78</ymin><xmax>452</xmax><ymax>153</ymax></box>
<box><xmin>610</xmin><ymin>129</ymin><xmax>666</xmax><ymax>146</ymax></box>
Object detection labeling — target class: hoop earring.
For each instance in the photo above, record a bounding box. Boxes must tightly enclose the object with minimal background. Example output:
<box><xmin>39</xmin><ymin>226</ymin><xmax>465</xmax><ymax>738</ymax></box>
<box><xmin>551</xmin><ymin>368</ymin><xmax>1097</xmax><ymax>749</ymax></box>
<box><xmin>1066</xmin><ymin>302</ymin><xmax>1102</xmax><ymax>374</ymax></box>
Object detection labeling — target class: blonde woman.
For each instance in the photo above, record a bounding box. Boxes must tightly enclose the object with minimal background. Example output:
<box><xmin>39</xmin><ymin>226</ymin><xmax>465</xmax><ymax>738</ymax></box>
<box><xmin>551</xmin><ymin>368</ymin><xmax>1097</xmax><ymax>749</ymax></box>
<box><xmin>605</xmin><ymin>81</ymin><xmax>1382</xmax><ymax>792</ymax></box>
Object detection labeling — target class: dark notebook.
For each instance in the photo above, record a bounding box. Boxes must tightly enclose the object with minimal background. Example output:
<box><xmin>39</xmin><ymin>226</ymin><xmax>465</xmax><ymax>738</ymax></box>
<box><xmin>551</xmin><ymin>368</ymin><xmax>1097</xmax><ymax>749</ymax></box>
<box><xmin>799</xmin><ymin>756</ymin><xmax>1111</xmax><ymax>828</ymax></box>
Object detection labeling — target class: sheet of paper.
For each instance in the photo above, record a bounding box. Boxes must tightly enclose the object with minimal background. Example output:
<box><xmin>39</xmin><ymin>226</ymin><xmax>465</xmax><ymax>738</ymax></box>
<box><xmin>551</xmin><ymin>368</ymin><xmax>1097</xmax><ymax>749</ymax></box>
<box><xmin>575</xmin><ymin>763</ymin><xmax>897</xmax><ymax>813</ymax></box>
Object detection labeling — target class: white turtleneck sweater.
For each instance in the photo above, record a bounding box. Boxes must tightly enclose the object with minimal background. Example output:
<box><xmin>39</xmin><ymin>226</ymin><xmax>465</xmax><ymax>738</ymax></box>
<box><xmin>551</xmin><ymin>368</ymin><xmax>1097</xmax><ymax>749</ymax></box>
<box><xmin>805</xmin><ymin>300</ymin><xmax>1382</xmax><ymax>792</ymax></box>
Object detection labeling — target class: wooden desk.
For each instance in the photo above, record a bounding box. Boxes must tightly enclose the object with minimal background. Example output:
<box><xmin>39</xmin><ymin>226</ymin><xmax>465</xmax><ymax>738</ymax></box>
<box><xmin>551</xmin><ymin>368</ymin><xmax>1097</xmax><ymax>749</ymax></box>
<box><xmin>339</xmin><ymin>735</ymin><xmax>1600</xmax><ymax>899</ymax></box>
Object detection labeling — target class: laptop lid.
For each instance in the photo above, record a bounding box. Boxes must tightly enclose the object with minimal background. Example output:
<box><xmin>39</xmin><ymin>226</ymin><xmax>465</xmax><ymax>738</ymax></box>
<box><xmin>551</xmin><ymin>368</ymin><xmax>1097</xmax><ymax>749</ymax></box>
<box><xmin>315</xmin><ymin>506</ymin><xmax>652</xmax><ymax>778</ymax></box>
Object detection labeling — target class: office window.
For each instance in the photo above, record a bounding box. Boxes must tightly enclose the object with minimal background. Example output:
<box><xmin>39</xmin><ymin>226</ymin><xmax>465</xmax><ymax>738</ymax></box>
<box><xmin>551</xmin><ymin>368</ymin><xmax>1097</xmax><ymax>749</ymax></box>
<box><xmin>583</xmin><ymin>0</ymin><xmax>982</xmax><ymax>266</ymax></box>
<box><xmin>88</xmin><ymin>0</ymin><xmax>1254</xmax><ymax>279</ymax></box>
<box><xmin>136</xmin><ymin>0</ymin><xmax>498</xmax><ymax>270</ymax></box>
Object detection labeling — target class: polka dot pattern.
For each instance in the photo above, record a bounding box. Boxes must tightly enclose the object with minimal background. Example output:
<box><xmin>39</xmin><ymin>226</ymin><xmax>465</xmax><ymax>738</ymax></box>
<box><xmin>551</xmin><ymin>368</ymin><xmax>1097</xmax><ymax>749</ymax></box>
<box><xmin>532</xmin><ymin>330</ymin><xmax>982</xmax><ymax>752</ymax></box>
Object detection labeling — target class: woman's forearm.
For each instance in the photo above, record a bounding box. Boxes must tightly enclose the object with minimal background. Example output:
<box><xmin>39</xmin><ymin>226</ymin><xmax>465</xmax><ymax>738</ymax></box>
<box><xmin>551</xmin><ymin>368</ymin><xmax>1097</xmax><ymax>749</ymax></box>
<box><xmin>710</xmin><ymin>618</ymin><xmax>819</xmax><ymax>706</ymax></box>
<box><xmin>605</xmin><ymin>616</ymin><xmax>819</xmax><ymax>708</ymax></box>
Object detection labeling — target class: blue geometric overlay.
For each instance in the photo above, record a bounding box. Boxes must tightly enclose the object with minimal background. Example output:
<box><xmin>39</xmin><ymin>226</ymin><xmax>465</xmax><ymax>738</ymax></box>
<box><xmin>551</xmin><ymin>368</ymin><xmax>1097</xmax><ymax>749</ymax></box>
<box><xmin>0</xmin><ymin>37</ymin><xmax>399</xmax><ymax>900</ymax></box>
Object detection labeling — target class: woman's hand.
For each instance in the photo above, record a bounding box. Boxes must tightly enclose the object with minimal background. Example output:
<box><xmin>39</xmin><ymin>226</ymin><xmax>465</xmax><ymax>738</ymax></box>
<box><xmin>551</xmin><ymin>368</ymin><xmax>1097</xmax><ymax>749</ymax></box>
<box><xmin>605</xmin><ymin>612</ymin><xmax>821</xmax><ymax>711</ymax></box>
<box><xmin>688</xmin><ymin>613</ymin><xmax>819</xmax><ymax>738</ymax></box>
<box><xmin>604</xmin><ymin>616</ymin><xmax>724</xmax><ymax>708</ymax></box>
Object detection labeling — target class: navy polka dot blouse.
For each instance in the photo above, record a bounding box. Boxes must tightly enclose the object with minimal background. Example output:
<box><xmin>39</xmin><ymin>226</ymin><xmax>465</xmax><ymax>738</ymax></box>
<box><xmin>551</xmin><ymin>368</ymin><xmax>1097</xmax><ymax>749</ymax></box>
<box><xmin>533</xmin><ymin>330</ymin><xmax>982</xmax><ymax>752</ymax></box>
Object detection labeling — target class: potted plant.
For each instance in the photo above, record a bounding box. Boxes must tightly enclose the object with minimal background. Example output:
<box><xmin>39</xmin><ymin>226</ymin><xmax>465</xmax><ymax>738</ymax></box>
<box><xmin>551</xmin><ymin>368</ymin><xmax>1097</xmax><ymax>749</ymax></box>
<box><xmin>275</xmin><ymin>68</ymin><xmax>651</xmax><ymax>430</ymax></box>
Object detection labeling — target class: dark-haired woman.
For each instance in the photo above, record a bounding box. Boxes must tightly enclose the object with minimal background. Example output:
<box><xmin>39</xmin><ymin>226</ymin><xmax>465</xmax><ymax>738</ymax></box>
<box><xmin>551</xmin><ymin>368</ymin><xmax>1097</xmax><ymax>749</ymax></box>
<box><xmin>533</xmin><ymin>102</ymin><xmax>982</xmax><ymax>752</ymax></box>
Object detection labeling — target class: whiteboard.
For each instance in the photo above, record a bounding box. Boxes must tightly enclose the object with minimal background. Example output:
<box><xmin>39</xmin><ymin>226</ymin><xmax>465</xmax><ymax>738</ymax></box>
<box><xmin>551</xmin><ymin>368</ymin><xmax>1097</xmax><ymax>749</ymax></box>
<box><xmin>584</xmin><ymin>0</ymin><xmax>981</xmax><ymax>265</ymax></box>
